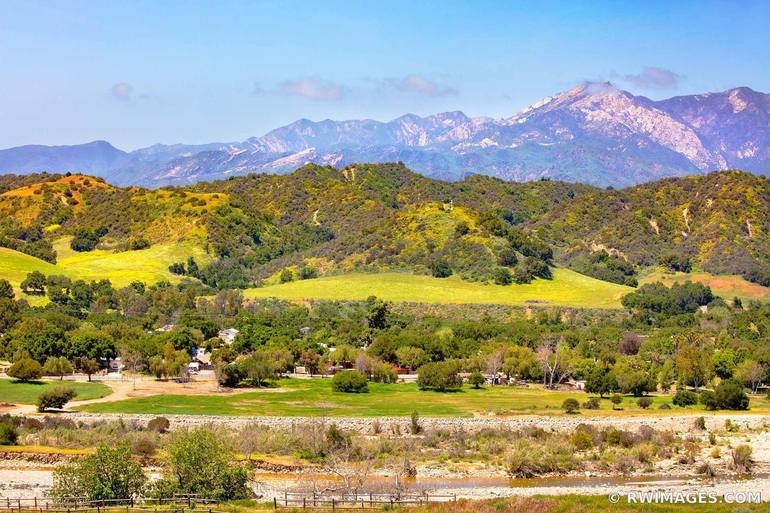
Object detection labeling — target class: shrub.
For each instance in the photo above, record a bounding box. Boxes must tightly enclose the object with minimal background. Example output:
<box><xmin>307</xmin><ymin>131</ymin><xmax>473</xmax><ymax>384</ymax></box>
<box><xmin>506</xmin><ymin>439</ymin><xmax>576</xmax><ymax>477</ymax></box>
<box><xmin>571</xmin><ymin>430</ymin><xmax>593</xmax><ymax>450</ymax></box>
<box><xmin>8</xmin><ymin>358</ymin><xmax>43</xmax><ymax>382</ymax></box>
<box><xmin>156</xmin><ymin>427</ymin><xmax>250</xmax><ymax>500</ymax></box>
<box><xmin>147</xmin><ymin>417</ymin><xmax>170</xmax><ymax>433</ymax></box>
<box><xmin>331</xmin><ymin>370</ymin><xmax>369</xmax><ymax>393</ymax></box>
<box><xmin>417</xmin><ymin>362</ymin><xmax>462</xmax><ymax>391</ymax></box>
<box><xmin>70</xmin><ymin>228</ymin><xmax>101</xmax><ymax>252</ymax></box>
<box><xmin>610</xmin><ymin>394</ymin><xmax>623</xmax><ymax>410</ymax></box>
<box><xmin>699</xmin><ymin>390</ymin><xmax>719</xmax><ymax>410</ymax></box>
<box><xmin>672</xmin><ymin>389</ymin><xmax>698</xmax><ymax>407</ymax></box>
<box><xmin>636</xmin><ymin>397</ymin><xmax>653</xmax><ymax>409</ymax></box>
<box><xmin>37</xmin><ymin>386</ymin><xmax>76</xmax><ymax>412</ymax></box>
<box><xmin>0</xmin><ymin>423</ymin><xmax>18</xmax><ymax>445</ymax></box>
<box><xmin>658</xmin><ymin>403</ymin><xmax>671</xmax><ymax>410</ymax></box>
<box><xmin>298</xmin><ymin>266</ymin><xmax>318</xmax><ymax>280</ymax></box>
<box><xmin>493</xmin><ymin>267</ymin><xmax>513</xmax><ymax>285</ymax></box>
<box><xmin>582</xmin><ymin>397</ymin><xmax>600</xmax><ymax>410</ymax></box>
<box><xmin>715</xmin><ymin>379</ymin><xmax>749</xmax><ymax>410</ymax></box>
<box><xmin>410</xmin><ymin>411</ymin><xmax>422</xmax><ymax>435</ymax></box>
<box><xmin>429</xmin><ymin>260</ymin><xmax>452</xmax><ymax>278</ymax></box>
<box><xmin>731</xmin><ymin>445</ymin><xmax>753</xmax><ymax>473</ymax></box>
<box><xmin>467</xmin><ymin>371</ymin><xmax>485</xmax><ymax>389</ymax></box>
<box><xmin>0</xmin><ymin>279</ymin><xmax>13</xmax><ymax>299</ymax></box>
<box><xmin>562</xmin><ymin>398</ymin><xmax>580</xmax><ymax>414</ymax></box>
<box><xmin>51</xmin><ymin>443</ymin><xmax>145</xmax><ymax>501</ymax></box>
<box><xmin>131</xmin><ymin>436</ymin><xmax>158</xmax><ymax>458</ymax></box>
<box><xmin>694</xmin><ymin>416</ymin><xmax>706</xmax><ymax>430</ymax></box>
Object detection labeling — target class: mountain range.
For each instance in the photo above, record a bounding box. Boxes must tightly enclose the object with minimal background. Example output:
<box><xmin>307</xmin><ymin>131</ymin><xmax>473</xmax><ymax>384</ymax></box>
<box><xmin>1</xmin><ymin>82</ymin><xmax>769</xmax><ymax>187</ymax></box>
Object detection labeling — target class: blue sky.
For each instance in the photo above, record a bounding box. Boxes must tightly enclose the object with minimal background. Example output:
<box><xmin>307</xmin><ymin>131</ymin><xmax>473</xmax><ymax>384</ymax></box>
<box><xmin>1</xmin><ymin>0</ymin><xmax>769</xmax><ymax>150</ymax></box>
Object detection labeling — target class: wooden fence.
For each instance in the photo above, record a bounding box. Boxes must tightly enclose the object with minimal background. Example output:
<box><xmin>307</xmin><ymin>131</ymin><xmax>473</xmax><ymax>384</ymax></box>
<box><xmin>273</xmin><ymin>491</ymin><xmax>457</xmax><ymax>510</ymax></box>
<box><xmin>0</xmin><ymin>496</ymin><xmax>220</xmax><ymax>513</ymax></box>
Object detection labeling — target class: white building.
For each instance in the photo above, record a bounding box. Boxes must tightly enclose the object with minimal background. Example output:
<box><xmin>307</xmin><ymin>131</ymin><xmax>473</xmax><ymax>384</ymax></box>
<box><xmin>218</xmin><ymin>328</ymin><xmax>239</xmax><ymax>345</ymax></box>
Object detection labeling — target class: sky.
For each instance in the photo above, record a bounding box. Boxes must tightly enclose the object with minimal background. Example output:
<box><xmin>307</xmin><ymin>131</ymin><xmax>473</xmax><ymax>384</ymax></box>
<box><xmin>1</xmin><ymin>0</ymin><xmax>769</xmax><ymax>150</ymax></box>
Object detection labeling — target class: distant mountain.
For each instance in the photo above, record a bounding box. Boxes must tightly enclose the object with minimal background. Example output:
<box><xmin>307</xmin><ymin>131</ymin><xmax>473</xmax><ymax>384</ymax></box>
<box><xmin>1</xmin><ymin>83</ymin><xmax>768</xmax><ymax>187</ymax></box>
<box><xmin>0</xmin><ymin>141</ymin><xmax>127</xmax><ymax>176</ymax></box>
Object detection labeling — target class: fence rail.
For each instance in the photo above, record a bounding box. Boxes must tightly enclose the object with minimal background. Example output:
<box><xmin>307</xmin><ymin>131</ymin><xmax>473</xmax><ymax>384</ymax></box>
<box><xmin>0</xmin><ymin>496</ymin><xmax>220</xmax><ymax>513</ymax></box>
<box><xmin>274</xmin><ymin>491</ymin><xmax>457</xmax><ymax>510</ymax></box>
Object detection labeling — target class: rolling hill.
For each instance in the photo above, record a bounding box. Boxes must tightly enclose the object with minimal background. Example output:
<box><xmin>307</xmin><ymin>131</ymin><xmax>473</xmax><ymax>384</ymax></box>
<box><xmin>1</xmin><ymin>165</ymin><xmax>769</xmax><ymax>307</ymax></box>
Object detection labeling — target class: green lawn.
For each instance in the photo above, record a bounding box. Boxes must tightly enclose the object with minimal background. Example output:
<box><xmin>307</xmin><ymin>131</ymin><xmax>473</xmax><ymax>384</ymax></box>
<box><xmin>244</xmin><ymin>269</ymin><xmax>632</xmax><ymax>309</ymax></box>
<box><xmin>0</xmin><ymin>378</ymin><xmax>112</xmax><ymax>404</ymax></box>
<box><xmin>0</xmin><ymin>239</ymin><xmax>208</xmax><ymax>304</ymax></box>
<box><xmin>77</xmin><ymin>378</ymin><xmax>760</xmax><ymax>417</ymax></box>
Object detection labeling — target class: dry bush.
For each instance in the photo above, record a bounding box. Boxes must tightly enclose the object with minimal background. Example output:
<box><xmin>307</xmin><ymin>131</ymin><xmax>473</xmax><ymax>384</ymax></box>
<box><xmin>731</xmin><ymin>444</ymin><xmax>753</xmax><ymax>473</ymax></box>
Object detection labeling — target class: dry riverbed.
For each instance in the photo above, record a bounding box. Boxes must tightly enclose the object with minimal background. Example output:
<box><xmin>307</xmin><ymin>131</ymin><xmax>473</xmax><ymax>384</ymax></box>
<box><xmin>4</xmin><ymin>413</ymin><xmax>770</xmax><ymax>501</ymax></box>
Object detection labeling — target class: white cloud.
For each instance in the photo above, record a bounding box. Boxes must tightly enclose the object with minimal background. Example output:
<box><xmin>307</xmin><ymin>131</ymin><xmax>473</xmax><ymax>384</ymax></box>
<box><xmin>280</xmin><ymin>76</ymin><xmax>345</xmax><ymax>101</ymax></box>
<box><xmin>386</xmin><ymin>74</ymin><xmax>457</xmax><ymax>97</ymax></box>
<box><xmin>109</xmin><ymin>82</ymin><xmax>134</xmax><ymax>101</ymax></box>
<box><xmin>621</xmin><ymin>67</ymin><xmax>681</xmax><ymax>90</ymax></box>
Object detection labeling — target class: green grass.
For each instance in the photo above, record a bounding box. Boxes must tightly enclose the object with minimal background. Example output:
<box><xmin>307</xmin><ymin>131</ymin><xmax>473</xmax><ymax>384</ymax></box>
<box><xmin>396</xmin><ymin>494</ymin><xmax>769</xmax><ymax>513</ymax></box>
<box><xmin>77</xmin><ymin>378</ymin><xmax>765</xmax><ymax>417</ymax></box>
<box><xmin>245</xmin><ymin>269</ymin><xmax>632</xmax><ymax>309</ymax></box>
<box><xmin>0</xmin><ymin>239</ymin><xmax>208</xmax><ymax>304</ymax></box>
<box><xmin>0</xmin><ymin>378</ymin><xmax>112</xmax><ymax>404</ymax></box>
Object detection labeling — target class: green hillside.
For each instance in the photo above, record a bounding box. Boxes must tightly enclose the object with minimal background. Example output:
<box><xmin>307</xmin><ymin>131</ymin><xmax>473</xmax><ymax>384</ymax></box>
<box><xmin>0</xmin><ymin>242</ymin><xmax>207</xmax><ymax>304</ymax></box>
<box><xmin>244</xmin><ymin>269</ymin><xmax>631</xmax><ymax>309</ymax></box>
<box><xmin>2</xmin><ymin>166</ymin><xmax>770</xmax><ymax>305</ymax></box>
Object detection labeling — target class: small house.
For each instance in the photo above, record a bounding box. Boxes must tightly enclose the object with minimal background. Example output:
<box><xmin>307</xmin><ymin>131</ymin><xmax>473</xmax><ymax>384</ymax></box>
<box><xmin>218</xmin><ymin>328</ymin><xmax>239</xmax><ymax>345</ymax></box>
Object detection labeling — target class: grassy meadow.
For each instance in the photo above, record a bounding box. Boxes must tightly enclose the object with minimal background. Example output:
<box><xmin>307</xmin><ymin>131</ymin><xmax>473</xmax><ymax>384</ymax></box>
<box><xmin>0</xmin><ymin>238</ymin><xmax>208</xmax><ymax>304</ymax></box>
<box><xmin>77</xmin><ymin>378</ymin><xmax>768</xmax><ymax>417</ymax></box>
<box><xmin>640</xmin><ymin>269</ymin><xmax>770</xmax><ymax>304</ymax></box>
<box><xmin>245</xmin><ymin>269</ymin><xmax>632</xmax><ymax>309</ymax></box>
<box><xmin>0</xmin><ymin>378</ymin><xmax>112</xmax><ymax>404</ymax></box>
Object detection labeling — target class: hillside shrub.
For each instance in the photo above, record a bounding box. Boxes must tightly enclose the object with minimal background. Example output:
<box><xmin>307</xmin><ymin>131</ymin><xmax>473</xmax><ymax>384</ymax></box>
<box><xmin>429</xmin><ymin>260</ymin><xmax>452</xmax><ymax>278</ymax></box>
<box><xmin>0</xmin><ymin>279</ymin><xmax>13</xmax><ymax>299</ymax></box>
<box><xmin>70</xmin><ymin>228</ymin><xmax>101</xmax><ymax>252</ymax></box>
<box><xmin>491</xmin><ymin>267</ymin><xmax>511</xmax><ymax>285</ymax></box>
<box><xmin>582</xmin><ymin>397</ymin><xmax>600</xmax><ymax>410</ymax></box>
<box><xmin>331</xmin><ymin>370</ymin><xmax>369</xmax><ymax>393</ymax></box>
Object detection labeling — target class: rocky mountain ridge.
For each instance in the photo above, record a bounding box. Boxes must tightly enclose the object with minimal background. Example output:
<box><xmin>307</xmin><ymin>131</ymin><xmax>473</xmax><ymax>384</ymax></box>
<box><xmin>1</xmin><ymin>83</ymin><xmax>768</xmax><ymax>187</ymax></box>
